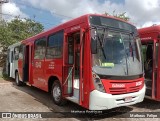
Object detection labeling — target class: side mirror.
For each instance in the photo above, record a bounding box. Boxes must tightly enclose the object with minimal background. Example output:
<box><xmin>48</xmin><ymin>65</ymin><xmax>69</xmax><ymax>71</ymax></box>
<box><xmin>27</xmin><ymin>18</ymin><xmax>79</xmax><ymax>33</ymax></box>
<box><xmin>91</xmin><ymin>37</ymin><xmax>97</xmax><ymax>54</ymax></box>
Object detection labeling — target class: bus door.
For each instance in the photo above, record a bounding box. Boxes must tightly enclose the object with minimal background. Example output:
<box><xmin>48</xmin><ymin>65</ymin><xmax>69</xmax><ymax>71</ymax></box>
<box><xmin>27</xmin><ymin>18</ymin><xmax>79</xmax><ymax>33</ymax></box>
<box><xmin>152</xmin><ymin>41</ymin><xmax>159</xmax><ymax>99</ymax></box>
<box><xmin>143</xmin><ymin>40</ymin><xmax>160</xmax><ymax>99</ymax></box>
<box><xmin>63</xmin><ymin>30</ymin><xmax>84</xmax><ymax>104</ymax></box>
<box><xmin>32</xmin><ymin>38</ymin><xmax>46</xmax><ymax>88</ymax></box>
<box><xmin>156</xmin><ymin>40</ymin><xmax>160</xmax><ymax>100</ymax></box>
<box><xmin>142</xmin><ymin>42</ymin><xmax>153</xmax><ymax>97</ymax></box>
<box><xmin>22</xmin><ymin>45</ymin><xmax>29</xmax><ymax>82</ymax></box>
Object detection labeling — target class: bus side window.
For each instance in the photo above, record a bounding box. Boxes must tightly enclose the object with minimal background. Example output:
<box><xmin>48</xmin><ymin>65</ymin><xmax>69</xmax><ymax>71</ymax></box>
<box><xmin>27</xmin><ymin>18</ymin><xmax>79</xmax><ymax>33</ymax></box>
<box><xmin>14</xmin><ymin>46</ymin><xmax>20</xmax><ymax>60</ymax></box>
<box><xmin>68</xmin><ymin>36</ymin><xmax>74</xmax><ymax>64</ymax></box>
<box><xmin>11</xmin><ymin>51</ymin><xmax>13</xmax><ymax>63</ymax></box>
<box><xmin>46</xmin><ymin>30</ymin><xmax>63</xmax><ymax>59</ymax></box>
<box><xmin>19</xmin><ymin>45</ymin><xmax>24</xmax><ymax>59</ymax></box>
<box><xmin>142</xmin><ymin>45</ymin><xmax>147</xmax><ymax>65</ymax></box>
<box><xmin>34</xmin><ymin>38</ymin><xmax>46</xmax><ymax>59</ymax></box>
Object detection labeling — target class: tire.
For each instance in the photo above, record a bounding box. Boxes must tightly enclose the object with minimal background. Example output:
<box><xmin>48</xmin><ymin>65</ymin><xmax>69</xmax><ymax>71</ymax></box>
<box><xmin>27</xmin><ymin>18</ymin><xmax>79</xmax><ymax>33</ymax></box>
<box><xmin>51</xmin><ymin>80</ymin><xmax>65</xmax><ymax>105</ymax></box>
<box><xmin>15</xmin><ymin>72</ymin><xmax>23</xmax><ymax>86</ymax></box>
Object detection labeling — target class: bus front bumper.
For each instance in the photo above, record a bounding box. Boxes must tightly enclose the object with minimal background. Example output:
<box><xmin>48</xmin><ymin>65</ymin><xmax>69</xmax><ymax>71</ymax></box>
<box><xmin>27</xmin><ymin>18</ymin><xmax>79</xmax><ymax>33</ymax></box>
<box><xmin>89</xmin><ymin>85</ymin><xmax>146</xmax><ymax>110</ymax></box>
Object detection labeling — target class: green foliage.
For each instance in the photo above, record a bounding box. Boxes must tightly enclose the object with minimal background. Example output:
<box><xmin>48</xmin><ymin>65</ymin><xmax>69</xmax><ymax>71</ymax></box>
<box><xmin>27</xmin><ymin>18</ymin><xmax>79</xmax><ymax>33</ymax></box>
<box><xmin>0</xmin><ymin>18</ymin><xmax>44</xmax><ymax>67</ymax></box>
<box><xmin>104</xmin><ymin>11</ymin><xmax>130</xmax><ymax>21</ymax></box>
<box><xmin>7</xmin><ymin>18</ymin><xmax>44</xmax><ymax>41</ymax></box>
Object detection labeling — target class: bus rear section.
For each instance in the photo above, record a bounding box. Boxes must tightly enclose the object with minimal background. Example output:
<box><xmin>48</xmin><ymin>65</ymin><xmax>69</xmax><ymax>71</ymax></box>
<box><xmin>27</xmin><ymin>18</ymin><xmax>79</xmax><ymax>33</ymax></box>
<box><xmin>11</xmin><ymin>14</ymin><xmax>145</xmax><ymax>110</ymax></box>
<box><xmin>138</xmin><ymin>25</ymin><xmax>160</xmax><ymax>101</ymax></box>
<box><xmin>6</xmin><ymin>42</ymin><xmax>20</xmax><ymax>79</ymax></box>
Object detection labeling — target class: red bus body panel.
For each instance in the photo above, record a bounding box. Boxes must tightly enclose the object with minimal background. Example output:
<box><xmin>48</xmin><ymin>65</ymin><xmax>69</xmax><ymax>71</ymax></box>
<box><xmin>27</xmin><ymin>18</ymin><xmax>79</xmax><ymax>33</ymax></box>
<box><xmin>138</xmin><ymin>25</ymin><xmax>160</xmax><ymax>101</ymax></box>
<box><xmin>102</xmin><ymin>78</ymin><xmax>144</xmax><ymax>95</ymax></box>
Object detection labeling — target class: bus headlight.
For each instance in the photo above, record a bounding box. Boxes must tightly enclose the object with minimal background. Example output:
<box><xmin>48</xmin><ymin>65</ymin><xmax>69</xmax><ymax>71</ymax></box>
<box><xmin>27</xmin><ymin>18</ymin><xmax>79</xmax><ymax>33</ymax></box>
<box><xmin>92</xmin><ymin>72</ymin><xmax>105</xmax><ymax>93</ymax></box>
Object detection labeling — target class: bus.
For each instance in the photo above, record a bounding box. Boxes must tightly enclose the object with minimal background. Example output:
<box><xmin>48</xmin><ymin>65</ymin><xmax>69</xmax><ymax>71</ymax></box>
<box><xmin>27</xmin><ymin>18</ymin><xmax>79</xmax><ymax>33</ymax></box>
<box><xmin>6</xmin><ymin>42</ymin><xmax>20</xmax><ymax>78</ymax></box>
<box><xmin>138</xmin><ymin>25</ymin><xmax>160</xmax><ymax>101</ymax></box>
<box><xmin>7</xmin><ymin>14</ymin><xmax>145</xmax><ymax>110</ymax></box>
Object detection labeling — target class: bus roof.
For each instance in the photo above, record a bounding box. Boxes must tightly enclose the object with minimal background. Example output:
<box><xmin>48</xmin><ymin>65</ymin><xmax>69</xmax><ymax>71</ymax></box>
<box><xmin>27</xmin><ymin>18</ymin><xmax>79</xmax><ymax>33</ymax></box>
<box><xmin>21</xmin><ymin>13</ymin><xmax>134</xmax><ymax>44</ymax></box>
<box><xmin>8</xmin><ymin>42</ymin><xmax>21</xmax><ymax>49</ymax></box>
<box><xmin>138</xmin><ymin>25</ymin><xmax>160</xmax><ymax>42</ymax></box>
<box><xmin>138</xmin><ymin>25</ymin><xmax>160</xmax><ymax>33</ymax></box>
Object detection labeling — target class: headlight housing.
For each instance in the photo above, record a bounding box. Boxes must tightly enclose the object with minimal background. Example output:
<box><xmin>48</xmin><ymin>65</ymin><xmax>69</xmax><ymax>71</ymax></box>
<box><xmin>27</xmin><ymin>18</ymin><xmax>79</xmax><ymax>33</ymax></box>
<box><xmin>92</xmin><ymin>72</ymin><xmax>105</xmax><ymax>93</ymax></box>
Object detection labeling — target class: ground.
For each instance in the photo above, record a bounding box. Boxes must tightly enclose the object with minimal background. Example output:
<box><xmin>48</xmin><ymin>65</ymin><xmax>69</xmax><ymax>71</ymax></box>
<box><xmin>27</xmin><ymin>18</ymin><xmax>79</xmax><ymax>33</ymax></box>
<box><xmin>0</xmin><ymin>78</ymin><xmax>160</xmax><ymax>121</ymax></box>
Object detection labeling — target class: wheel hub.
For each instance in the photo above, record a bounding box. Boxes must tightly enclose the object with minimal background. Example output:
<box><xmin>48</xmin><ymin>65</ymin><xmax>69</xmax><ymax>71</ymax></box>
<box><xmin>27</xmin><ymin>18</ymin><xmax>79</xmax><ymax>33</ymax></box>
<box><xmin>53</xmin><ymin>85</ymin><xmax>61</xmax><ymax>101</ymax></box>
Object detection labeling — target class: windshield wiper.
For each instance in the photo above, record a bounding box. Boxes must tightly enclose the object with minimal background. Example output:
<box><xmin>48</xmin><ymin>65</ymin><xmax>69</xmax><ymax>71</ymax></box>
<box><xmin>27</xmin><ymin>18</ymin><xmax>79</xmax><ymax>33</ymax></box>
<box><xmin>102</xmin><ymin>28</ymin><xmax>107</xmax><ymax>47</ymax></box>
<box><xmin>129</xmin><ymin>32</ymin><xmax>135</xmax><ymax>61</ymax></box>
<box><xmin>97</xmin><ymin>34</ymin><xmax>106</xmax><ymax>59</ymax></box>
<box><xmin>92</xmin><ymin>27</ymin><xmax>107</xmax><ymax>60</ymax></box>
<box><xmin>120</xmin><ymin>33</ymin><xmax>129</xmax><ymax>75</ymax></box>
<box><xmin>129</xmin><ymin>41</ymin><xmax>134</xmax><ymax>61</ymax></box>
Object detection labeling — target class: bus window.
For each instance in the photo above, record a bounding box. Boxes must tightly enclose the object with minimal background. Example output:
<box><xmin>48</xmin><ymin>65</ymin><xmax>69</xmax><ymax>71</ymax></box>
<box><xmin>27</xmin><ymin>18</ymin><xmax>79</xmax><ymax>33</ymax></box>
<box><xmin>75</xmin><ymin>33</ymin><xmax>80</xmax><ymax>79</ymax></box>
<box><xmin>14</xmin><ymin>46</ymin><xmax>19</xmax><ymax>60</ymax></box>
<box><xmin>68</xmin><ymin>36</ymin><xmax>74</xmax><ymax>64</ymax></box>
<box><xmin>11</xmin><ymin>51</ymin><xmax>13</xmax><ymax>63</ymax></box>
<box><xmin>46</xmin><ymin>31</ymin><xmax>63</xmax><ymax>59</ymax></box>
<box><xmin>34</xmin><ymin>38</ymin><xmax>46</xmax><ymax>59</ymax></box>
<box><xmin>19</xmin><ymin>44</ymin><xmax>24</xmax><ymax>60</ymax></box>
<box><xmin>143</xmin><ymin>44</ymin><xmax>153</xmax><ymax>79</ymax></box>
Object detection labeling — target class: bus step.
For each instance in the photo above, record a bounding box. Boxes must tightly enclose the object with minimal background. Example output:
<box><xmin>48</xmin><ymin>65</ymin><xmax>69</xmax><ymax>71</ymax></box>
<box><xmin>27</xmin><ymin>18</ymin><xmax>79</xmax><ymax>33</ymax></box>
<box><xmin>26</xmin><ymin>82</ymin><xmax>32</xmax><ymax>86</ymax></box>
<box><xmin>66</xmin><ymin>96</ymin><xmax>79</xmax><ymax>104</ymax></box>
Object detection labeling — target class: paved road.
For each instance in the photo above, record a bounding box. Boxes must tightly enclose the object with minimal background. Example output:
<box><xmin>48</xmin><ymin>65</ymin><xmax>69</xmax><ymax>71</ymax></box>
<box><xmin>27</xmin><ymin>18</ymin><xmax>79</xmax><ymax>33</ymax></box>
<box><xmin>0</xmin><ymin>79</ymin><xmax>160</xmax><ymax>121</ymax></box>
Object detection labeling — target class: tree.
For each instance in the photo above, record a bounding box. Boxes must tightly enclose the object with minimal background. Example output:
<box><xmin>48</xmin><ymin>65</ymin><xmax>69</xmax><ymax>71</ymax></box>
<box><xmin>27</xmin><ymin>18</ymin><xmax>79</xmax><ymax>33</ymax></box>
<box><xmin>0</xmin><ymin>18</ymin><xmax>44</xmax><ymax>67</ymax></box>
<box><xmin>7</xmin><ymin>18</ymin><xmax>44</xmax><ymax>41</ymax></box>
<box><xmin>104</xmin><ymin>11</ymin><xmax>130</xmax><ymax>21</ymax></box>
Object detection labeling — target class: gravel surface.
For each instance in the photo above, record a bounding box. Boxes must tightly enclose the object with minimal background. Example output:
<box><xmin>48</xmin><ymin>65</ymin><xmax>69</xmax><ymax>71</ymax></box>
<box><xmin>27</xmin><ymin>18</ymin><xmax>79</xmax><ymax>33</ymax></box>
<box><xmin>0</xmin><ymin>79</ymin><xmax>160</xmax><ymax>121</ymax></box>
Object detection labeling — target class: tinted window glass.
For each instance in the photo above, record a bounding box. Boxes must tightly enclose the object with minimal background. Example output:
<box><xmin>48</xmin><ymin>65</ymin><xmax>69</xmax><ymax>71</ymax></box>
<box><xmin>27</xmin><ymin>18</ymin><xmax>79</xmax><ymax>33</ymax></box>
<box><xmin>46</xmin><ymin>30</ymin><xmax>63</xmax><ymax>59</ymax></box>
<box><xmin>11</xmin><ymin>51</ymin><xmax>13</xmax><ymax>63</ymax></box>
<box><xmin>14</xmin><ymin>46</ymin><xmax>19</xmax><ymax>60</ymax></box>
<box><xmin>19</xmin><ymin>44</ymin><xmax>24</xmax><ymax>59</ymax></box>
<box><xmin>90</xmin><ymin>16</ymin><xmax>137</xmax><ymax>35</ymax></box>
<box><xmin>34</xmin><ymin>38</ymin><xmax>46</xmax><ymax>59</ymax></box>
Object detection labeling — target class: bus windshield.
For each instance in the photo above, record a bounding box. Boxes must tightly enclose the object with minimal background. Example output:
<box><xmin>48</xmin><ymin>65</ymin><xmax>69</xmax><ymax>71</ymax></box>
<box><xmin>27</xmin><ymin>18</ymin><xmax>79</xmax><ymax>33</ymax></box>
<box><xmin>91</xmin><ymin>28</ymin><xmax>143</xmax><ymax>77</ymax></box>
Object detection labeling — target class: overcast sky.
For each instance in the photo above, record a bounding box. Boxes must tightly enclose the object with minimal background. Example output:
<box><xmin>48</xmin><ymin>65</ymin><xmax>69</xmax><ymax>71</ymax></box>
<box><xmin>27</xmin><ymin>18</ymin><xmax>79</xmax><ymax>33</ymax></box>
<box><xmin>2</xmin><ymin>0</ymin><xmax>160</xmax><ymax>29</ymax></box>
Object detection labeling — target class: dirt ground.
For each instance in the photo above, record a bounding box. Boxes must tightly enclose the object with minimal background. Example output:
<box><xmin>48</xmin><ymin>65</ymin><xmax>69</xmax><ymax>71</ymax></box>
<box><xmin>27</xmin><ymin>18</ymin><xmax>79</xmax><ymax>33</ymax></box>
<box><xmin>0</xmin><ymin>78</ymin><xmax>160</xmax><ymax>121</ymax></box>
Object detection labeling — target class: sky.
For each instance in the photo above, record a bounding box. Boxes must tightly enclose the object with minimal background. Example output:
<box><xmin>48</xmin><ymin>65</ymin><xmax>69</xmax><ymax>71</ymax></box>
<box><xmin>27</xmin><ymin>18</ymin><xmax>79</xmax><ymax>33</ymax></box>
<box><xmin>2</xmin><ymin>0</ymin><xmax>160</xmax><ymax>30</ymax></box>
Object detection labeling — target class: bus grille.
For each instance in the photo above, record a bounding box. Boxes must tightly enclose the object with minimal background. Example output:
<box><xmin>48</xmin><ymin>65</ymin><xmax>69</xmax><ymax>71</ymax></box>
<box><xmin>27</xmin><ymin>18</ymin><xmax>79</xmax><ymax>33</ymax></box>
<box><xmin>102</xmin><ymin>78</ymin><xmax>144</xmax><ymax>95</ymax></box>
<box><xmin>108</xmin><ymin>82</ymin><xmax>142</xmax><ymax>95</ymax></box>
<box><xmin>109</xmin><ymin>86</ymin><xmax>141</xmax><ymax>95</ymax></box>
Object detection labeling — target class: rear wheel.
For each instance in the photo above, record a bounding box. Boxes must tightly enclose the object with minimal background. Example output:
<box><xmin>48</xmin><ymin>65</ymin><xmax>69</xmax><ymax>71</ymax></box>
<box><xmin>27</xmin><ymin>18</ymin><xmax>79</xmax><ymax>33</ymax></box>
<box><xmin>15</xmin><ymin>72</ymin><xmax>23</xmax><ymax>86</ymax></box>
<box><xmin>51</xmin><ymin>80</ymin><xmax>65</xmax><ymax>105</ymax></box>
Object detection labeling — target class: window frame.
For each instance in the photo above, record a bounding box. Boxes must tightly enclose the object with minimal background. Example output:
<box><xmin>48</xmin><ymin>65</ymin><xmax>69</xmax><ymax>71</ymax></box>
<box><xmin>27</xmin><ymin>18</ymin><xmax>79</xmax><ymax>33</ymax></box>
<box><xmin>14</xmin><ymin>45</ymin><xmax>20</xmax><ymax>60</ymax></box>
<box><xmin>19</xmin><ymin>44</ymin><xmax>25</xmax><ymax>60</ymax></box>
<box><xmin>46</xmin><ymin>30</ymin><xmax>64</xmax><ymax>59</ymax></box>
<box><xmin>34</xmin><ymin>37</ymin><xmax>46</xmax><ymax>60</ymax></box>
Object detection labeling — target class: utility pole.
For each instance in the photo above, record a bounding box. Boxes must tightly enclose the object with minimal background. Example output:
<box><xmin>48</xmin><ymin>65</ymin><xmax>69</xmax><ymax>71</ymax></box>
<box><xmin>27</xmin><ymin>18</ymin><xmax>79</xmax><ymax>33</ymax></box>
<box><xmin>0</xmin><ymin>0</ymin><xmax>9</xmax><ymax>21</ymax></box>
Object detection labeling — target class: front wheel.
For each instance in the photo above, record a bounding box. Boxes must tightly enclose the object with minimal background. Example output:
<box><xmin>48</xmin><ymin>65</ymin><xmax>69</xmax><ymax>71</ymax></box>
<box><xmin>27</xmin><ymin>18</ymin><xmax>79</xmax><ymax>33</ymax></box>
<box><xmin>51</xmin><ymin>80</ymin><xmax>65</xmax><ymax>105</ymax></box>
<box><xmin>15</xmin><ymin>72</ymin><xmax>23</xmax><ymax>86</ymax></box>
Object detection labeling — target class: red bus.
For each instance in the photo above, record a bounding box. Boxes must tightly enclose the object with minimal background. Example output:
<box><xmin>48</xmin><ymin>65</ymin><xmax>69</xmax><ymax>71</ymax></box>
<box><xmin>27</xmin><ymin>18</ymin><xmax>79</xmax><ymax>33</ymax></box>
<box><xmin>138</xmin><ymin>25</ymin><xmax>160</xmax><ymax>101</ymax></box>
<box><xmin>8</xmin><ymin>14</ymin><xmax>145</xmax><ymax>110</ymax></box>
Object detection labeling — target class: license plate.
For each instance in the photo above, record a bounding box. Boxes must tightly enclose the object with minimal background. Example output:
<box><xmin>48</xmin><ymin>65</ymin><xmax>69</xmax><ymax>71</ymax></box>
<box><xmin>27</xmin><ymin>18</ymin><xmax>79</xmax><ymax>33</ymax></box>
<box><xmin>125</xmin><ymin>96</ymin><xmax>132</xmax><ymax>102</ymax></box>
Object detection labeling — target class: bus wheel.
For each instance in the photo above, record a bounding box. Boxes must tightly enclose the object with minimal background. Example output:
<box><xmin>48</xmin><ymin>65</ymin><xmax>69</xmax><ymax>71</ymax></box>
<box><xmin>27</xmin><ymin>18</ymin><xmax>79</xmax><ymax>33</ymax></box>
<box><xmin>51</xmin><ymin>80</ymin><xmax>65</xmax><ymax>105</ymax></box>
<box><xmin>15</xmin><ymin>72</ymin><xmax>23</xmax><ymax>86</ymax></box>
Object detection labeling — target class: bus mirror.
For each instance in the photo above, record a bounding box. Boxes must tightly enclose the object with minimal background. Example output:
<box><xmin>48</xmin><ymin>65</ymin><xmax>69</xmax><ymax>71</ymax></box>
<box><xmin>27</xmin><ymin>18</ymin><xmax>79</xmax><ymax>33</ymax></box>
<box><xmin>91</xmin><ymin>37</ymin><xmax>97</xmax><ymax>54</ymax></box>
